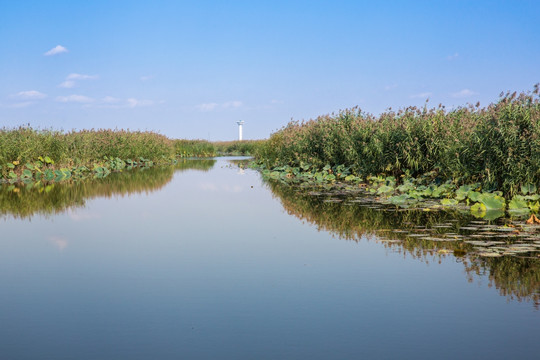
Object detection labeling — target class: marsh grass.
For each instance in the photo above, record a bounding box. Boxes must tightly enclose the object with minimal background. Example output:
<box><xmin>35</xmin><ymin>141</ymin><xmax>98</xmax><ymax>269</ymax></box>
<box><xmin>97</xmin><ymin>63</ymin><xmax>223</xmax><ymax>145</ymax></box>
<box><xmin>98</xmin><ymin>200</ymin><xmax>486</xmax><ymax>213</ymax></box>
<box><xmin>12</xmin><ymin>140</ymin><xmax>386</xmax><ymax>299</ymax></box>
<box><xmin>174</xmin><ymin>139</ymin><xmax>216</xmax><ymax>157</ymax></box>
<box><xmin>0</xmin><ymin>128</ymin><xmax>174</xmax><ymax>169</ymax></box>
<box><xmin>259</xmin><ymin>86</ymin><xmax>540</xmax><ymax>195</ymax></box>
<box><xmin>214</xmin><ymin>140</ymin><xmax>266</xmax><ymax>156</ymax></box>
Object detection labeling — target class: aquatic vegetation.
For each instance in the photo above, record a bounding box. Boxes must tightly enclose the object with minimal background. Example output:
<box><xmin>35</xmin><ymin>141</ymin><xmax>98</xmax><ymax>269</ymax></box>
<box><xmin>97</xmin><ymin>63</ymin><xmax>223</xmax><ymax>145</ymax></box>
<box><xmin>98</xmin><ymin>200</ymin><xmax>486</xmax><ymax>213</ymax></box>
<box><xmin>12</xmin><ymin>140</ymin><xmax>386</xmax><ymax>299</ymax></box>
<box><xmin>264</xmin><ymin>178</ymin><xmax>540</xmax><ymax>308</ymax></box>
<box><xmin>174</xmin><ymin>139</ymin><xmax>216</xmax><ymax>157</ymax></box>
<box><xmin>0</xmin><ymin>127</ymin><xmax>178</xmax><ymax>181</ymax></box>
<box><xmin>256</xmin><ymin>86</ymin><xmax>540</xmax><ymax>196</ymax></box>
<box><xmin>255</xmin><ymin>162</ymin><xmax>539</xmax><ymax>221</ymax></box>
<box><xmin>214</xmin><ymin>140</ymin><xmax>266</xmax><ymax>156</ymax></box>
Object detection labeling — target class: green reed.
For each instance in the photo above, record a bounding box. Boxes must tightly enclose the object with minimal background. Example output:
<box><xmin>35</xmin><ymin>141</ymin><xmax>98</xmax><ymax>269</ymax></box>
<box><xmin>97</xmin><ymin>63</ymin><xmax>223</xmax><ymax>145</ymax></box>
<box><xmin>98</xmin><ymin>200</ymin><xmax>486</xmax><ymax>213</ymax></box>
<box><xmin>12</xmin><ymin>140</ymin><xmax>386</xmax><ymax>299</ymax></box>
<box><xmin>258</xmin><ymin>86</ymin><xmax>540</xmax><ymax>195</ymax></box>
<box><xmin>214</xmin><ymin>140</ymin><xmax>266</xmax><ymax>156</ymax></box>
<box><xmin>0</xmin><ymin>127</ymin><xmax>175</xmax><ymax>168</ymax></box>
<box><xmin>174</xmin><ymin>139</ymin><xmax>216</xmax><ymax>157</ymax></box>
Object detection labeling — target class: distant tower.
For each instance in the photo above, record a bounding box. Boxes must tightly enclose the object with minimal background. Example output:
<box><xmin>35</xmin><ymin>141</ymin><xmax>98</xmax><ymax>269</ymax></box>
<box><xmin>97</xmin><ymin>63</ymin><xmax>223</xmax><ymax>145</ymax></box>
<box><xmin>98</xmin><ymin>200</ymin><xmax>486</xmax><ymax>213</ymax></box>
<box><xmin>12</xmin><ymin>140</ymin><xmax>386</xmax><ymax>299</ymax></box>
<box><xmin>236</xmin><ymin>120</ymin><xmax>244</xmax><ymax>141</ymax></box>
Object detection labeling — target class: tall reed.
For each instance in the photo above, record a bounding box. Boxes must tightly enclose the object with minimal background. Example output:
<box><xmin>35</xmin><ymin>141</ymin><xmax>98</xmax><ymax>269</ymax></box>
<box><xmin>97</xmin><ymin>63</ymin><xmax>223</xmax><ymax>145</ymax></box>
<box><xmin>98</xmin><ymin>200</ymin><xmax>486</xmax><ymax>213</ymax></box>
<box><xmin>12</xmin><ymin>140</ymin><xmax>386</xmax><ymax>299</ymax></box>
<box><xmin>0</xmin><ymin>128</ymin><xmax>174</xmax><ymax>168</ymax></box>
<box><xmin>258</xmin><ymin>86</ymin><xmax>540</xmax><ymax>195</ymax></box>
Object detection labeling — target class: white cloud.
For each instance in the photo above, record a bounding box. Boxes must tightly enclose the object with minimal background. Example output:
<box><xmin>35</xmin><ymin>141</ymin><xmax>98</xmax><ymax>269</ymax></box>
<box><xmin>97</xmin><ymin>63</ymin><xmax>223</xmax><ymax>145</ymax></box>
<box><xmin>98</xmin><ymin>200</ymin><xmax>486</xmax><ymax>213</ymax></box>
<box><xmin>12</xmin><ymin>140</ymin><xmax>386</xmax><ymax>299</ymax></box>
<box><xmin>66</xmin><ymin>73</ymin><xmax>98</xmax><ymax>80</ymax></box>
<box><xmin>447</xmin><ymin>52</ymin><xmax>459</xmax><ymax>61</ymax></box>
<box><xmin>1</xmin><ymin>101</ymin><xmax>34</xmax><ymax>108</ymax></box>
<box><xmin>127</xmin><ymin>98</ymin><xmax>155</xmax><ymax>108</ymax></box>
<box><xmin>196</xmin><ymin>102</ymin><xmax>219</xmax><ymax>111</ymax></box>
<box><xmin>451</xmin><ymin>89</ymin><xmax>477</xmax><ymax>98</ymax></box>
<box><xmin>58</xmin><ymin>80</ymin><xmax>76</xmax><ymax>88</ymax></box>
<box><xmin>11</xmin><ymin>90</ymin><xmax>47</xmax><ymax>99</ymax></box>
<box><xmin>384</xmin><ymin>84</ymin><xmax>398</xmax><ymax>91</ymax></box>
<box><xmin>96</xmin><ymin>96</ymin><xmax>160</xmax><ymax>108</ymax></box>
<box><xmin>102</xmin><ymin>96</ymin><xmax>121</xmax><ymax>104</ymax></box>
<box><xmin>56</xmin><ymin>94</ymin><xmax>94</xmax><ymax>103</ymax></box>
<box><xmin>196</xmin><ymin>100</ymin><xmax>243</xmax><ymax>111</ymax></box>
<box><xmin>410</xmin><ymin>92</ymin><xmax>432</xmax><ymax>99</ymax></box>
<box><xmin>223</xmin><ymin>100</ymin><xmax>243</xmax><ymax>108</ymax></box>
<box><xmin>44</xmin><ymin>45</ymin><xmax>68</xmax><ymax>56</ymax></box>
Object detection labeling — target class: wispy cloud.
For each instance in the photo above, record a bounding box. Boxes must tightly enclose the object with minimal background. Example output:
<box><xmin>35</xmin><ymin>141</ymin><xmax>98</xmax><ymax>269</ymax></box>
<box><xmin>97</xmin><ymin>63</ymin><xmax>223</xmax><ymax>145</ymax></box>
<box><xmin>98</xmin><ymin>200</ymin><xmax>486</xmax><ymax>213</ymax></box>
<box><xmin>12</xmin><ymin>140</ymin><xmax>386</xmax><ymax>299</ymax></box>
<box><xmin>56</xmin><ymin>94</ymin><xmax>94</xmax><ymax>103</ymax></box>
<box><xmin>66</xmin><ymin>73</ymin><xmax>98</xmax><ymax>80</ymax></box>
<box><xmin>451</xmin><ymin>89</ymin><xmax>477</xmax><ymax>98</ymax></box>
<box><xmin>384</xmin><ymin>84</ymin><xmax>398</xmax><ymax>91</ymax></box>
<box><xmin>223</xmin><ymin>100</ymin><xmax>243</xmax><ymax>109</ymax></box>
<box><xmin>127</xmin><ymin>98</ymin><xmax>156</xmax><ymax>108</ymax></box>
<box><xmin>196</xmin><ymin>102</ymin><xmax>219</xmax><ymax>111</ymax></box>
<box><xmin>102</xmin><ymin>96</ymin><xmax>121</xmax><ymax>104</ymax></box>
<box><xmin>95</xmin><ymin>96</ymin><xmax>162</xmax><ymax>108</ymax></box>
<box><xmin>58</xmin><ymin>73</ymin><xmax>97</xmax><ymax>89</ymax></box>
<box><xmin>58</xmin><ymin>80</ymin><xmax>76</xmax><ymax>88</ymax></box>
<box><xmin>447</xmin><ymin>52</ymin><xmax>459</xmax><ymax>61</ymax></box>
<box><xmin>44</xmin><ymin>45</ymin><xmax>68</xmax><ymax>56</ymax></box>
<box><xmin>11</xmin><ymin>90</ymin><xmax>47</xmax><ymax>99</ymax></box>
<box><xmin>410</xmin><ymin>92</ymin><xmax>432</xmax><ymax>99</ymax></box>
<box><xmin>196</xmin><ymin>100</ymin><xmax>243</xmax><ymax>112</ymax></box>
<box><xmin>1</xmin><ymin>101</ymin><xmax>35</xmax><ymax>109</ymax></box>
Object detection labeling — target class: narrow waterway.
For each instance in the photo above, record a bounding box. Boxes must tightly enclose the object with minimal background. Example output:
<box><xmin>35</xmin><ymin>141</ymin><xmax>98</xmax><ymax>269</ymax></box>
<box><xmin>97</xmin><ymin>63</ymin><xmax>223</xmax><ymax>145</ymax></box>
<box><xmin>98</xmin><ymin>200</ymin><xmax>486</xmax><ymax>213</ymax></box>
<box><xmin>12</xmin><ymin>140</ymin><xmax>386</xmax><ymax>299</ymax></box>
<box><xmin>0</xmin><ymin>158</ymin><xmax>538</xmax><ymax>359</ymax></box>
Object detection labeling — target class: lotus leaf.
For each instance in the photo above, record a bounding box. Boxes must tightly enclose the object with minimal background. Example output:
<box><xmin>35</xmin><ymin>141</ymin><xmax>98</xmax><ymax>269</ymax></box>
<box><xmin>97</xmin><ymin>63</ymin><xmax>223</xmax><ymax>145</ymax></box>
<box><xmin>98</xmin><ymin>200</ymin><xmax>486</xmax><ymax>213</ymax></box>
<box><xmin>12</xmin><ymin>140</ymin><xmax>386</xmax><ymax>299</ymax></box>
<box><xmin>441</xmin><ymin>198</ymin><xmax>458</xmax><ymax>206</ymax></box>
<box><xmin>377</xmin><ymin>185</ymin><xmax>394</xmax><ymax>195</ymax></box>
<box><xmin>479</xmin><ymin>193</ymin><xmax>506</xmax><ymax>210</ymax></box>
<box><xmin>509</xmin><ymin>198</ymin><xmax>528</xmax><ymax>211</ymax></box>
<box><xmin>521</xmin><ymin>184</ymin><xmax>537</xmax><ymax>195</ymax></box>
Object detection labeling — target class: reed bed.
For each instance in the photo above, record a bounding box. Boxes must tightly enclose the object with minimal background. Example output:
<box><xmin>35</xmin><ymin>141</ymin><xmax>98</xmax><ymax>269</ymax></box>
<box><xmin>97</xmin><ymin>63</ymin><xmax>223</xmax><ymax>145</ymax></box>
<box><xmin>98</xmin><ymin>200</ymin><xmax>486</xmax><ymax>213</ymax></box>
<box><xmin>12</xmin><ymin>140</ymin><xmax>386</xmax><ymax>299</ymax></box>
<box><xmin>0</xmin><ymin>128</ymin><xmax>174</xmax><ymax>167</ymax></box>
<box><xmin>174</xmin><ymin>139</ymin><xmax>216</xmax><ymax>157</ymax></box>
<box><xmin>214</xmin><ymin>140</ymin><xmax>266</xmax><ymax>156</ymax></box>
<box><xmin>258</xmin><ymin>86</ymin><xmax>540</xmax><ymax>195</ymax></box>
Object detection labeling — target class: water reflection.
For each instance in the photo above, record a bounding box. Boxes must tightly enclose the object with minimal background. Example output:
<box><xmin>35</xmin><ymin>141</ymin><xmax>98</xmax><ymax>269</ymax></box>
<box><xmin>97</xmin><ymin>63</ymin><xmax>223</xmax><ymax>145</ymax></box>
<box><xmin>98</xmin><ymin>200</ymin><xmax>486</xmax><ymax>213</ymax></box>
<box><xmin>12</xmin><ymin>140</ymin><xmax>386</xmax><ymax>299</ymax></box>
<box><xmin>265</xmin><ymin>179</ymin><xmax>540</xmax><ymax>308</ymax></box>
<box><xmin>0</xmin><ymin>159</ymin><xmax>215</xmax><ymax>219</ymax></box>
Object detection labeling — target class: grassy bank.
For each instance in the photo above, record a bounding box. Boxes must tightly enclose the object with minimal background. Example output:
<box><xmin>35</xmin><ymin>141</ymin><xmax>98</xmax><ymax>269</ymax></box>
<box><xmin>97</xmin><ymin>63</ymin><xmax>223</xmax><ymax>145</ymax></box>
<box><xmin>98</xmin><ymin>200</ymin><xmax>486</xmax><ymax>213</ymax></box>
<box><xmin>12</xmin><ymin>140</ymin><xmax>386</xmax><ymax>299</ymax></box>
<box><xmin>258</xmin><ymin>86</ymin><xmax>540</xmax><ymax>196</ymax></box>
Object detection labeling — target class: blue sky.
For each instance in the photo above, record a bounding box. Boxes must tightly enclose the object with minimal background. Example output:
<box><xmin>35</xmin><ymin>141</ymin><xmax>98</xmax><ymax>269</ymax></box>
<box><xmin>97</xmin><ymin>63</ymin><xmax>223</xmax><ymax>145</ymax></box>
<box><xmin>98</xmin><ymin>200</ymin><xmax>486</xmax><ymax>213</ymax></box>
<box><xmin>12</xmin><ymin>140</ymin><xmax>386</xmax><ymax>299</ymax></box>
<box><xmin>1</xmin><ymin>0</ymin><xmax>539</xmax><ymax>140</ymax></box>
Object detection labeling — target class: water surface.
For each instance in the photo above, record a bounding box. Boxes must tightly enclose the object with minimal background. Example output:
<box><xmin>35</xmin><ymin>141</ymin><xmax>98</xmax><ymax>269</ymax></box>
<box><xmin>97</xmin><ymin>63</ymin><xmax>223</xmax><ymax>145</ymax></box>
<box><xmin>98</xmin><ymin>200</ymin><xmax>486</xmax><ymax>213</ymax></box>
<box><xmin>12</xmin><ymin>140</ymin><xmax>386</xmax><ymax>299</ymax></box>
<box><xmin>0</xmin><ymin>158</ymin><xmax>538</xmax><ymax>359</ymax></box>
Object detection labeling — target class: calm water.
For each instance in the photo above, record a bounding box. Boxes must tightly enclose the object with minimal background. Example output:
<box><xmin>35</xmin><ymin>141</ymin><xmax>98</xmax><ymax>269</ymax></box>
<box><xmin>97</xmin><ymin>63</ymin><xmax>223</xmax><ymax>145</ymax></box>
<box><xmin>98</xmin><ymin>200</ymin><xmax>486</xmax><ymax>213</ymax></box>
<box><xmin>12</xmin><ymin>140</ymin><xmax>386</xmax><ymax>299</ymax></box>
<box><xmin>0</xmin><ymin>158</ymin><xmax>538</xmax><ymax>359</ymax></box>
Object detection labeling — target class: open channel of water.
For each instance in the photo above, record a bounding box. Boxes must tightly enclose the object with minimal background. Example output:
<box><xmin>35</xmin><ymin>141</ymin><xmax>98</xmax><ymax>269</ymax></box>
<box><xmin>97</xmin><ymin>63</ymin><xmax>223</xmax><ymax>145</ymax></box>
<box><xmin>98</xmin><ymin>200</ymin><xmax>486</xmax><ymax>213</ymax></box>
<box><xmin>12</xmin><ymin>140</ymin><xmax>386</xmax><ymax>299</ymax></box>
<box><xmin>0</xmin><ymin>158</ymin><xmax>538</xmax><ymax>359</ymax></box>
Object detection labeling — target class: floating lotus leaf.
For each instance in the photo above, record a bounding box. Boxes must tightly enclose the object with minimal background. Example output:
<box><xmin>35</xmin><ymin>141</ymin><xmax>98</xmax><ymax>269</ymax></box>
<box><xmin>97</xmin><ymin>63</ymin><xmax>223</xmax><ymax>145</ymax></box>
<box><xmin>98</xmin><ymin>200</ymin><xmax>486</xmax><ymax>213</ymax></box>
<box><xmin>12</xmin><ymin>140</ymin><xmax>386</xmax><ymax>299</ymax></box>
<box><xmin>482</xmin><ymin>210</ymin><xmax>505</xmax><ymax>221</ymax></box>
<box><xmin>22</xmin><ymin>169</ymin><xmax>33</xmax><ymax>178</ymax></box>
<box><xmin>471</xmin><ymin>202</ymin><xmax>486</xmax><ymax>213</ymax></box>
<box><xmin>441</xmin><ymin>198</ymin><xmax>459</xmax><ymax>206</ymax></box>
<box><xmin>479</xmin><ymin>193</ymin><xmax>506</xmax><ymax>210</ymax></box>
<box><xmin>521</xmin><ymin>183</ymin><xmax>537</xmax><ymax>195</ymax></box>
<box><xmin>468</xmin><ymin>191</ymin><xmax>482</xmax><ymax>202</ymax></box>
<box><xmin>377</xmin><ymin>185</ymin><xmax>394</xmax><ymax>195</ymax></box>
<box><xmin>388</xmin><ymin>194</ymin><xmax>411</xmax><ymax>205</ymax></box>
<box><xmin>509</xmin><ymin>198</ymin><xmax>528</xmax><ymax>210</ymax></box>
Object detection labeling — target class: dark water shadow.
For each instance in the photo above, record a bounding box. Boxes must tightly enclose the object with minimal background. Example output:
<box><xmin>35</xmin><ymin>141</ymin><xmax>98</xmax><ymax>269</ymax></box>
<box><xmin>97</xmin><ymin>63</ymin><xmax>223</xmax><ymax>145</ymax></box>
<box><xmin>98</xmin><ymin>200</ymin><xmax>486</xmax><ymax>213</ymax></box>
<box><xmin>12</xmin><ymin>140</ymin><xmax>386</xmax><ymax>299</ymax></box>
<box><xmin>0</xmin><ymin>159</ymin><xmax>216</xmax><ymax>219</ymax></box>
<box><xmin>265</xmin><ymin>179</ymin><xmax>540</xmax><ymax>309</ymax></box>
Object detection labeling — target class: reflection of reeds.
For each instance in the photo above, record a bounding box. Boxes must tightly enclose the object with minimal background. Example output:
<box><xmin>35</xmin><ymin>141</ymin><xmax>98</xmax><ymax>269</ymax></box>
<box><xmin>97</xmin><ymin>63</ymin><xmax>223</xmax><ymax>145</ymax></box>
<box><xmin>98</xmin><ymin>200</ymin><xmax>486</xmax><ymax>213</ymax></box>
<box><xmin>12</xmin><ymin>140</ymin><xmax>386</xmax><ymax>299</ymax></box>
<box><xmin>259</xmin><ymin>87</ymin><xmax>540</xmax><ymax>195</ymax></box>
<box><xmin>0</xmin><ymin>159</ymin><xmax>216</xmax><ymax>219</ymax></box>
<box><xmin>266</xmin><ymin>180</ymin><xmax>540</xmax><ymax>308</ymax></box>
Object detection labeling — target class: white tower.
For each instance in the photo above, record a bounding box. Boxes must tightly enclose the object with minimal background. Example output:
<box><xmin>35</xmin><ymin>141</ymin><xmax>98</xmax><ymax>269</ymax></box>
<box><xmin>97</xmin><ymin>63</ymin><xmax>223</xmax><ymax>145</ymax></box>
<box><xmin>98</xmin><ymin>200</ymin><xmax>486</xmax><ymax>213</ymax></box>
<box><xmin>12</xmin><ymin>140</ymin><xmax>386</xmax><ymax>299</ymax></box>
<box><xmin>236</xmin><ymin>120</ymin><xmax>244</xmax><ymax>141</ymax></box>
